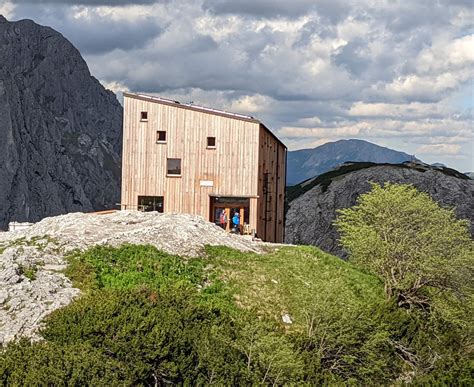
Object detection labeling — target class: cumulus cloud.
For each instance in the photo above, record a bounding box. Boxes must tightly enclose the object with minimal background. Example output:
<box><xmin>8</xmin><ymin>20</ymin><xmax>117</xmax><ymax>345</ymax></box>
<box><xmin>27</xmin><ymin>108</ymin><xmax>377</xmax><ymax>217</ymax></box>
<box><xmin>416</xmin><ymin>144</ymin><xmax>462</xmax><ymax>156</ymax></box>
<box><xmin>0</xmin><ymin>2</ymin><xmax>15</xmax><ymax>18</ymax></box>
<box><xmin>7</xmin><ymin>0</ymin><xmax>474</xmax><ymax>171</ymax></box>
<box><xmin>348</xmin><ymin>102</ymin><xmax>452</xmax><ymax>120</ymax></box>
<box><xmin>202</xmin><ymin>0</ymin><xmax>317</xmax><ymax>19</ymax></box>
<box><xmin>9</xmin><ymin>3</ymin><xmax>164</xmax><ymax>54</ymax></box>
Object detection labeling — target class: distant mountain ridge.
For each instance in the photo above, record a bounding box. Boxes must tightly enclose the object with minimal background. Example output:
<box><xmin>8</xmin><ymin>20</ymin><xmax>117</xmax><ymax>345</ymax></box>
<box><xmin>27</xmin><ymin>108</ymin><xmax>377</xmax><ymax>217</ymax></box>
<box><xmin>287</xmin><ymin>139</ymin><xmax>416</xmax><ymax>185</ymax></box>
<box><xmin>0</xmin><ymin>16</ymin><xmax>122</xmax><ymax>229</ymax></box>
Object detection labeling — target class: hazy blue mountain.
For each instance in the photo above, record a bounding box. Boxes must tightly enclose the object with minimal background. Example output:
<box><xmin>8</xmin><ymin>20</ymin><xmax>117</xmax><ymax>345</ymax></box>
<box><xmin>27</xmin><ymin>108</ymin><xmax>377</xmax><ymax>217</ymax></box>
<box><xmin>286</xmin><ymin>139</ymin><xmax>417</xmax><ymax>185</ymax></box>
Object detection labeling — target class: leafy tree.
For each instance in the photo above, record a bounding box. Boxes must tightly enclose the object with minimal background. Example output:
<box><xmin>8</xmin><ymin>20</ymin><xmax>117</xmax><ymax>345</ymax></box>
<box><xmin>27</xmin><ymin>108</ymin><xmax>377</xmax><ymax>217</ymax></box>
<box><xmin>334</xmin><ymin>183</ymin><xmax>474</xmax><ymax>377</ymax></box>
<box><xmin>334</xmin><ymin>183</ymin><xmax>473</xmax><ymax>317</ymax></box>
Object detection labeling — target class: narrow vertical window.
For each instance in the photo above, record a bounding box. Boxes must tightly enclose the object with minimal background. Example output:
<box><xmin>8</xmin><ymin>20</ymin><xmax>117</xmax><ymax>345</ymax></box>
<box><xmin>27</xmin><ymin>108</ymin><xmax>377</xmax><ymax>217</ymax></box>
<box><xmin>207</xmin><ymin>136</ymin><xmax>216</xmax><ymax>148</ymax></box>
<box><xmin>140</xmin><ymin>111</ymin><xmax>148</xmax><ymax>121</ymax></box>
<box><xmin>156</xmin><ymin>131</ymin><xmax>166</xmax><ymax>143</ymax></box>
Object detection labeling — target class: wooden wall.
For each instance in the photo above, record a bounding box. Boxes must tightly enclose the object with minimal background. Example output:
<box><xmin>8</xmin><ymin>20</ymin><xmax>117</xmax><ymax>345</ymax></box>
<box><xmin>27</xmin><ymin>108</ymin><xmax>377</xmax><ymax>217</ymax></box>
<box><xmin>256</xmin><ymin>125</ymin><xmax>287</xmax><ymax>243</ymax></box>
<box><xmin>121</xmin><ymin>95</ymin><xmax>261</xmax><ymax>231</ymax></box>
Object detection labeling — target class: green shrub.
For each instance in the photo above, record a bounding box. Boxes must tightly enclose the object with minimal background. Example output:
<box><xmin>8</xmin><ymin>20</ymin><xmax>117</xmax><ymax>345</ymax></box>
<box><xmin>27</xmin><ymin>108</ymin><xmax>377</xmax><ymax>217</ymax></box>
<box><xmin>1</xmin><ymin>287</ymin><xmax>305</xmax><ymax>385</ymax></box>
<box><xmin>0</xmin><ymin>339</ymin><xmax>131</xmax><ymax>386</ymax></box>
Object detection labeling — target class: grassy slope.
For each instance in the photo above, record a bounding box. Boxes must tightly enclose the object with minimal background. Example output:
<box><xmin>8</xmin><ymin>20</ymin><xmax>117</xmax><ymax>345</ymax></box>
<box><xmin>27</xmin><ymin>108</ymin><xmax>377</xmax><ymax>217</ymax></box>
<box><xmin>65</xmin><ymin>243</ymin><xmax>386</xmax><ymax>334</ymax></box>
<box><xmin>204</xmin><ymin>245</ymin><xmax>384</xmax><ymax>332</ymax></box>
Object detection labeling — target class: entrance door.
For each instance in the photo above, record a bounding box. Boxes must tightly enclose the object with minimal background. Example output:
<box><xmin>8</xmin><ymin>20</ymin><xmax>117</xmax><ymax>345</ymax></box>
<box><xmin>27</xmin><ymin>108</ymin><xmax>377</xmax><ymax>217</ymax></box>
<box><xmin>210</xmin><ymin>197</ymin><xmax>250</xmax><ymax>234</ymax></box>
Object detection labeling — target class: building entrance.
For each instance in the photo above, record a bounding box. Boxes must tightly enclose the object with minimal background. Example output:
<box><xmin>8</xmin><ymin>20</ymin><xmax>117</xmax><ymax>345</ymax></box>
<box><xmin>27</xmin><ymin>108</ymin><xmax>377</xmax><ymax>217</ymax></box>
<box><xmin>210</xmin><ymin>196</ymin><xmax>250</xmax><ymax>234</ymax></box>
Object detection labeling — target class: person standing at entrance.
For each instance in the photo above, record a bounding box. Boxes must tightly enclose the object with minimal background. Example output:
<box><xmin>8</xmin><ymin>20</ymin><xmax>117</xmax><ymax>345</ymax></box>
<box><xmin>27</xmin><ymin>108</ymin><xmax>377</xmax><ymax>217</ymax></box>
<box><xmin>232</xmin><ymin>212</ymin><xmax>240</xmax><ymax>234</ymax></box>
<box><xmin>219</xmin><ymin>209</ymin><xmax>227</xmax><ymax>230</ymax></box>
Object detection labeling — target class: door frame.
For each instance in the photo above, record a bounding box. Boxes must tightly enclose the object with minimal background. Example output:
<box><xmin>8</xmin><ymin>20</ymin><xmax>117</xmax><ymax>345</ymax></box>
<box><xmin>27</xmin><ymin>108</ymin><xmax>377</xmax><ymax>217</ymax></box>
<box><xmin>209</xmin><ymin>196</ymin><xmax>250</xmax><ymax>234</ymax></box>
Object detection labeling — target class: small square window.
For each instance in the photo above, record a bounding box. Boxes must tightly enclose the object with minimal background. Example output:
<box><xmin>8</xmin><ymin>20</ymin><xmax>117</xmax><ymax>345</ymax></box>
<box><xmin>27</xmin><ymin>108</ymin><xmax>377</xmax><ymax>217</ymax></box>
<box><xmin>207</xmin><ymin>137</ymin><xmax>216</xmax><ymax>148</ymax></box>
<box><xmin>167</xmin><ymin>158</ymin><xmax>181</xmax><ymax>176</ymax></box>
<box><xmin>140</xmin><ymin>111</ymin><xmax>148</xmax><ymax>121</ymax></box>
<box><xmin>156</xmin><ymin>131</ymin><xmax>166</xmax><ymax>143</ymax></box>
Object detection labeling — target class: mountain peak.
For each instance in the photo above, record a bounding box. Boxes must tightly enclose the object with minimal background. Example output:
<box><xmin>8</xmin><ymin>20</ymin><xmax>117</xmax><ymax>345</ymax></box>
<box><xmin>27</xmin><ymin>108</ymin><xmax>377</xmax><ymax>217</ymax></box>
<box><xmin>0</xmin><ymin>15</ymin><xmax>8</xmax><ymax>23</ymax></box>
<box><xmin>287</xmin><ymin>139</ymin><xmax>417</xmax><ymax>185</ymax></box>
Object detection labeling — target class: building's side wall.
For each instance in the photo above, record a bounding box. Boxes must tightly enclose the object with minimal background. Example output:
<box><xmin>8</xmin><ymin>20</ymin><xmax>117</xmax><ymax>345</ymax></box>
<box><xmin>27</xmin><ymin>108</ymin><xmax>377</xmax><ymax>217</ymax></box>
<box><xmin>121</xmin><ymin>96</ymin><xmax>260</xmax><ymax>230</ymax></box>
<box><xmin>256</xmin><ymin>126</ymin><xmax>287</xmax><ymax>243</ymax></box>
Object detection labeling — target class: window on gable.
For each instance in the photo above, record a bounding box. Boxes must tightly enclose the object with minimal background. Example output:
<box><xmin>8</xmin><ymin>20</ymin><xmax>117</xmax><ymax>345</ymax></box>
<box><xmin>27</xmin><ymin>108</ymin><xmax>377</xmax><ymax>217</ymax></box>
<box><xmin>167</xmin><ymin>158</ymin><xmax>181</xmax><ymax>176</ymax></box>
<box><xmin>207</xmin><ymin>136</ymin><xmax>216</xmax><ymax>148</ymax></box>
<box><xmin>156</xmin><ymin>131</ymin><xmax>166</xmax><ymax>143</ymax></box>
<box><xmin>140</xmin><ymin>111</ymin><xmax>148</xmax><ymax>121</ymax></box>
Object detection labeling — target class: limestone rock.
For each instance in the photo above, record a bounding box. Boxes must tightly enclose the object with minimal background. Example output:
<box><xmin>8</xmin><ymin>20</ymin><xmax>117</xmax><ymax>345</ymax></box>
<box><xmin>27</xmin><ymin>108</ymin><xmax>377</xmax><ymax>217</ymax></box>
<box><xmin>0</xmin><ymin>16</ymin><xmax>122</xmax><ymax>230</ymax></box>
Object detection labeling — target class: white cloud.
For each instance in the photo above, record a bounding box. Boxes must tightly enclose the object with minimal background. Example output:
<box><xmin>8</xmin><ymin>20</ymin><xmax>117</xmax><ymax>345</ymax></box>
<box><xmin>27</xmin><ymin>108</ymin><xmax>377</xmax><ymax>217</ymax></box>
<box><xmin>383</xmin><ymin>73</ymin><xmax>461</xmax><ymax>100</ymax></box>
<box><xmin>225</xmin><ymin>94</ymin><xmax>272</xmax><ymax>114</ymax></box>
<box><xmin>348</xmin><ymin>102</ymin><xmax>451</xmax><ymax>119</ymax></box>
<box><xmin>416</xmin><ymin>35</ymin><xmax>474</xmax><ymax>75</ymax></box>
<box><xmin>416</xmin><ymin>143</ymin><xmax>462</xmax><ymax>156</ymax></box>
<box><xmin>280</xmin><ymin>124</ymin><xmax>364</xmax><ymax>139</ymax></box>
<box><xmin>100</xmin><ymin>80</ymin><xmax>130</xmax><ymax>94</ymax></box>
<box><xmin>336</xmin><ymin>17</ymin><xmax>370</xmax><ymax>41</ymax></box>
<box><xmin>0</xmin><ymin>1</ymin><xmax>16</xmax><ymax>18</ymax></box>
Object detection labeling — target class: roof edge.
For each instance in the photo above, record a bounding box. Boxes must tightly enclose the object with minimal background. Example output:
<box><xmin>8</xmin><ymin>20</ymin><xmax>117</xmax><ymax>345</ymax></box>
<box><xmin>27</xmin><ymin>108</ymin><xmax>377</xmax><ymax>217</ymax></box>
<box><xmin>124</xmin><ymin>92</ymin><xmax>258</xmax><ymax>123</ymax></box>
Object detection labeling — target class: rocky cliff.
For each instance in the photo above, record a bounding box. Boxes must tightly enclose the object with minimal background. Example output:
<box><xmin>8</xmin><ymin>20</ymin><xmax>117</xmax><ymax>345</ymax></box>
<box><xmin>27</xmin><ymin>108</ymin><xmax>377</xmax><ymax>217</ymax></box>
<box><xmin>0</xmin><ymin>16</ymin><xmax>122</xmax><ymax>230</ymax></box>
<box><xmin>285</xmin><ymin>162</ymin><xmax>474</xmax><ymax>257</ymax></box>
<box><xmin>287</xmin><ymin>139</ymin><xmax>416</xmax><ymax>185</ymax></box>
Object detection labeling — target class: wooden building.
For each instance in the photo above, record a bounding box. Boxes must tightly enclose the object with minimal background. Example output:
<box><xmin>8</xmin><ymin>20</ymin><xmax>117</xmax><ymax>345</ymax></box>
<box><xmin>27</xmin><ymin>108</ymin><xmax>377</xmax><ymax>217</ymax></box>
<box><xmin>121</xmin><ymin>93</ymin><xmax>287</xmax><ymax>243</ymax></box>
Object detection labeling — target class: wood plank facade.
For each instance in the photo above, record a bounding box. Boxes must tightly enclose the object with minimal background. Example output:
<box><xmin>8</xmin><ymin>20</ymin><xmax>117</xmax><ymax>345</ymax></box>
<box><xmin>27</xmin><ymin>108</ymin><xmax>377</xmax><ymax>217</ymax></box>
<box><xmin>121</xmin><ymin>93</ymin><xmax>287</xmax><ymax>242</ymax></box>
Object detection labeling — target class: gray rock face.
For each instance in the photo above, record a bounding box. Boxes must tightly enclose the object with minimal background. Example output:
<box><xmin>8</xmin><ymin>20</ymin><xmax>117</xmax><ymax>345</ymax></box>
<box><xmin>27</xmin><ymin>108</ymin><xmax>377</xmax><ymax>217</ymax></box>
<box><xmin>0</xmin><ymin>243</ymin><xmax>79</xmax><ymax>344</ymax></box>
<box><xmin>285</xmin><ymin>164</ymin><xmax>474</xmax><ymax>258</ymax></box>
<box><xmin>0</xmin><ymin>16</ymin><xmax>122</xmax><ymax>230</ymax></box>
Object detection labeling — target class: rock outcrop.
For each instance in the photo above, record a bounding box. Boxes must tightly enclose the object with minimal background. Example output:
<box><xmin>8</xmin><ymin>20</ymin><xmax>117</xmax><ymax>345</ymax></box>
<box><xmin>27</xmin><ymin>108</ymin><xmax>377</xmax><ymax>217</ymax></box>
<box><xmin>285</xmin><ymin>162</ymin><xmax>474</xmax><ymax>257</ymax></box>
<box><xmin>0</xmin><ymin>16</ymin><xmax>123</xmax><ymax>230</ymax></box>
<box><xmin>0</xmin><ymin>211</ymin><xmax>268</xmax><ymax>345</ymax></box>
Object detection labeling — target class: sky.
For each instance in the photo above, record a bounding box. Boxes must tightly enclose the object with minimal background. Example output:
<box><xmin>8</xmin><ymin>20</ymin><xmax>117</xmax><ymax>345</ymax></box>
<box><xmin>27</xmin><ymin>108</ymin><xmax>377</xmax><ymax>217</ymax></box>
<box><xmin>1</xmin><ymin>0</ymin><xmax>473</xmax><ymax>171</ymax></box>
